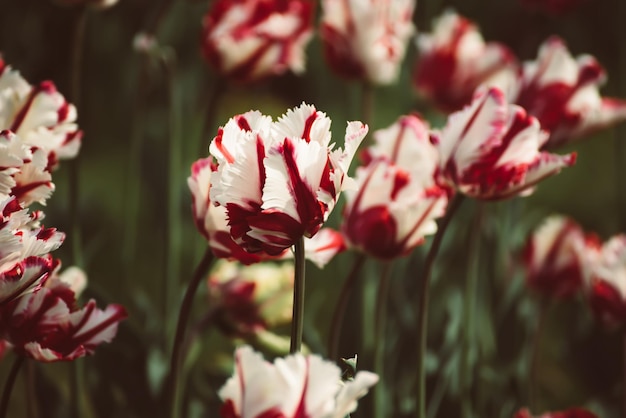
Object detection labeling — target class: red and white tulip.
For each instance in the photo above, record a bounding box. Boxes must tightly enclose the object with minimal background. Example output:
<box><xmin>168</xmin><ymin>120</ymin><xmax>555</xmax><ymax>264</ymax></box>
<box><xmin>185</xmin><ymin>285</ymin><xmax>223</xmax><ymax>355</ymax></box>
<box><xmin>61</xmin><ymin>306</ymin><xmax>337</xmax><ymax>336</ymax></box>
<box><xmin>514</xmin><ymin>37</ymin><xmax>626</xmax><ymax>149</ymax></box>
<box><xmin>0</xmin><ymin>267</ymin><xmax>127</xmax><ymax>361</ymax></box>
<box><xmin>0</xmin><ymin>61</ymin><xmax>82</xmax><ymax>170</ymax></box>
<box><xmin>586</xmin><ymin>235</ymin><xmax>626</xmax><ymax>325</ymax></box>
<box><xmin>320</xmin><ymin>0</ymin><xmax>415</xmax><ymax>85</ymax></box>
<box><xmin>343</xmin><ymin>159</ymin><xmax>447</xmax><ymax>259</ymax></box>
<box><xmin>201</xmin><ymin>0</ymin><xmax>315</xmax><ymax>83</ymax></box>
<box><xmin>219</xmin><ymin>345</ymin><xmax>378</xmax><ymax>418</ymax></box>
<box><xmin>523</xmin><ymin>216</ymin><xmax>596</xmax><ymax>298</ymax></box>
<box><xmin>208</xmin><ymin>261</ymin><xmax>294</xmax><ymax>336</ymax></box>
<box><xmin>413</xmin><ymin>10</ymin><xmax>518</xmax><ymax>112</ymax></box>
<box><xmin>189</xmin><ymin>158</ymin><xmax>346</xmax><ymax>267</ymax></box>
<box><xmin>209</xmin><ymin>103</ymin><xmax>367</xmax><ymax>255</ymax></box>
<box><xmin>515</xmin><ymin>407</ymin><xmax>598</xmax><ymax>418</ymax></box>
<box><xmin>435</xmin><ymin>87</ymin><xmax>576</xmax><ymax>200</ymax></box>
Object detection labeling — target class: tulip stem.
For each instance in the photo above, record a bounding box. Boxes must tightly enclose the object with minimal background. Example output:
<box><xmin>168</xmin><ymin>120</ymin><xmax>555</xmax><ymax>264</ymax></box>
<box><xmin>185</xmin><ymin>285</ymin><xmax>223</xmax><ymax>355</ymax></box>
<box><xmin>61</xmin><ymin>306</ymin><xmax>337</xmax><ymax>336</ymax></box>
<box><xmin>0</xmin><ymin>355</ymin><xmax>24</xmax><ymax>418</ymax></box>
<box><xmin>290</xmin><ymin>237</ymin><xmax>307</xmax><ymax>353</ymax></box>
<box><xmin>529</xmin><ymin>299</ymin><xmax>550</xmax><ymax>413</ymax></box>
<box><xmin>415</xmin><ymin>194</ymin><xmax>464</xmax><ymax>418</ymax></box>
<box><xmin>25</xmin><ymin>360</ymin><xmax>38</xmax><ymax>418</ymax></box>
<box><xmin>68</xmin><ymin>6</ymin><xmax>87</xmax><ymax>268</ymax></box>
<box><xmin>168</xmin><ymin>248</ymin><xmax>214</xmax><ymax>418</ymax></box>
<box><xmin>68</xmin><ymin>8</ymin><xmax>88</xmax><ymax>418</ymax></box>
<box><xmin>328</xmin><ymin>253</ymin><xmax>367</xmax><ymax>360</ymax></box>
<box><xmin>460</xmin><ymin>202</ymin><xmax>485</xmax><ymax>417</ymax></box>
<box><xmin>374</xmin><ymin>261</ymin><xmax>394</xmax><ymax>418</ymax></box>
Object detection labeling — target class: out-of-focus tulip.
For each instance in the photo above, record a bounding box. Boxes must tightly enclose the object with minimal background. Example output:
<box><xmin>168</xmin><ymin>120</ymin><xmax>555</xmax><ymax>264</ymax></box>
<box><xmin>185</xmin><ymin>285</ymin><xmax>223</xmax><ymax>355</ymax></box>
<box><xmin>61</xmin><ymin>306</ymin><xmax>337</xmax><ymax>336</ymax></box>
<box><xmin>413</xmin><ymin>10</ymin><xmax>518</xmax><ymax>113</ymax></box>
<box><xmin>343</xmin><ymin>159</ymin><xmax>447</xmax><ymax>259</ymax></box>
<box><xmin>435</xmin><ymin>87</ymin><xmax>576</xmax><ymax>200</ymax></box>
<box><xmin>0</xmin><ymin>61</ymin><xmax>82</xmax><ymax>170</ymax></box>
<box><xmin>219</xmin><ymin>345</ymin><xmax>378</xmax><ymax>418</ymax></box>
<box><xmin>201</xmin><ymin>0</ymin><xmax>314</xmax><ymax>83</ymax></box>
<box><xmin>0</xmin><ymin>268</ymin><xmax>127</xmax><ymax>362</ymax></box>
<box><xmin>515</xmin><ymin>407</ymin><xmax>599</xmax><ymax>418</ymax></box>
<box><xmin>523</xmin><ymin>216</ymin><xmax>596</xmax><ymax>298</ymax></box>
<box><xmin>344</xmin><ymin>114</ymin><xmax>447</xmax><ymax>258</ymax></box>
<box><xmin>514</xmin><ymin>37</ymin><xmax>626</xmax><ymax>149</ymax></box>
<box><xmin>208</xmin><ymin>260</ymin><xmax>293</xmax><ymax>336</ymax></box>
<box><xmin>320</xmin><ymin>0</ymin><xmax>415</xmax><ymax>85</ymax></box>
<box><xmin>209</xmin><ymin>103</ymin><xmax>367</xmax><ymax>255</ymax></box>
<box><xmin>586</xmin><ymin>235</ymin><xmax>626</xmax><ymax>325</ymax></box>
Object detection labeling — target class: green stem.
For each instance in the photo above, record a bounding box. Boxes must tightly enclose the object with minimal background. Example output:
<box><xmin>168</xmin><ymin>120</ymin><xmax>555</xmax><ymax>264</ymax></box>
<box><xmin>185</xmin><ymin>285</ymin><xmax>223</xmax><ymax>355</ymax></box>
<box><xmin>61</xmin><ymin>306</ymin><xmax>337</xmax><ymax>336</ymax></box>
<box><xmin>24</xmin><ymin>360</ymin><xmax>37</xmax><ymax>418</ymax></box>
<box><xmin>529</xmin><ymin>299</ymin><xmax>550</xmax><ymax>413</ymax></box>
<box><xmin>328</xmin><ymin>254</ymin><xmax>367</xmax><ymax>360</ymax></box>
<box><xmin>0</xmin><ymin>356</ymin><xmax>24</xmax><ymax>418</ymax></box>
<box><xmin>374</xmin><ymin>262</ymin><xmax>394</xmax><ymax>418</ymax></box>
<box><xmin>161</xmin><ymin>51</ymin><xmax>182</xmax><ymax>343</ymax></box>
<box><xmin>460</xmin><ymin>202</ymin><xmax>485</xmax><ymax>418</ymax></box>
<box><xmin>68</xmin><ymin>6</ymin><xmax>87</xmax><ymax>268</ymax></box>
<box><xmin>415</xmin><ymin>194</ymin><xmax>464</xmax><ymax>418</ymax></box>
<box><xmin>68</xmin><ymin>8</ymin><xmax>88</xmax><ymax>418</ymax></box>
<box><xmin>168</xmin><ymin>248</ymin><xmax>214</xmax><ymax>418</ymax></box>
<box><xmin>290</xmin><ymin>237</ymin><xmax>306</xmax><ymax>354</ymax></box>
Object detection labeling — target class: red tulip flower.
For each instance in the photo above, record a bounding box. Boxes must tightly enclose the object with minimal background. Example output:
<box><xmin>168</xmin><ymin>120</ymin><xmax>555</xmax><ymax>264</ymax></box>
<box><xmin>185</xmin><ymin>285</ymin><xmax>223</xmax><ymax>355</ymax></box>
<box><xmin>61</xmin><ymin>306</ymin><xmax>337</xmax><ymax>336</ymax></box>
<box><xmin>413</xmin><ymin>10</ymin><xmax>518</xmax><ymax>112</ymax></box>
<box><xmin>219</xmin><ymin>346</ymin><xmax>378</xmax><ymax>418</ymax></box>
<box><xmin>435</xmin><ymin>87</ymin><xmax>576</xmax><ymax>200</ymax></box>
<box><xmin>209</xmin><ymin>103</ymin><xmax>367</xmax><ymax>255</ymax></box>
<box><xmin>201</xmin><ymin>0</ymin><xmax>315</xmax><ymax>83</ymax></box>
<box><xmin>320</xmin><ymin>0</ymin><xmax>416</xmax><ymax>85</ymax></box>
<box><xmin>523</xmin><ymin>216</ymin><xmax>596</xmax><ymax>298</ymax></box>
<box><xmin>515</xmin><ymin>37</ymin><xmax>626</xmax><ymax>149</ymax></box>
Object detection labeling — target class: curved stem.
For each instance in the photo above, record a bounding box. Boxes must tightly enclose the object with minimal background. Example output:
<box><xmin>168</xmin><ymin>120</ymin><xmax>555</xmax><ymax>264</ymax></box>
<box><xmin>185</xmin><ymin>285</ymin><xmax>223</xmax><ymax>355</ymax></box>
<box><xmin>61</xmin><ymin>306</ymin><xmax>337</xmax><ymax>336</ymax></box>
<box><xmin>68</xmin><ymin>6</ymin><xmax>87</xmax><ymax>268</ymax></box>
<box><xmin>460</xmin><ymin>202</ymin><xmax>485</xmax><ymax>417</ymax></box>
<box><xmin>328</xmin><ymin>254</ymin><xmax>367</xmax><ymax>360</ymax></box>
<box><xmin>162</xmin><ymin>51</ymin><xmax>182</xmax><ymax>340</ymax></box>
<box><xmin>374</xmin><ymin>261</ymin><xmax>394</xmax><ymax>418</ymax></box>
<box><xmin>415</xmin><ymin>194</ymin><xmax>464</xmax><ymax>418</ymax></box>
<box><xmin>0</xmin><ymin>356</ymin><xmax>24</xmax><ymax>418</ymax></box>
<box><xmin>529</xmin><ymin>299</ymin><xmax>550</xmax><ymax>413</ymax></box>
<box><xmin>168</xmin><ymin>248</ymin><xmax>215</xmax><ymax>418</ymax></box>
<box><xmin>290</xmin><ymin>237</ymin><xmax>306</xmax><ymax>354</ymax></box>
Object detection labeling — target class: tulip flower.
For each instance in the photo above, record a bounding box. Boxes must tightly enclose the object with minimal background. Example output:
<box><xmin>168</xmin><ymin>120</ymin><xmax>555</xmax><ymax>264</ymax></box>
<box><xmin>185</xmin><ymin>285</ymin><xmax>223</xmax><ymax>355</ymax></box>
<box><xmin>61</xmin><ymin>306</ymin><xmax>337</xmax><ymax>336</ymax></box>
<box><xmin>0</xmin><ymin>266</ymin><xmax>127</xmax><ymax>361</ymax></box>
<box><xmin>515</xmin><ymin>407</ymin><xmax>598</xmax><ymax>418</ymax></box>
<box><xmin>515</xmin><ymin>37</ymin><xmax>626</xmax><ymax>149</ymax></box>
<box><xmin>320</xmin><ymin>0</ymin><xmax>415</xmax><ymax>85</ymax></box>
<box><xmin>413</xmin><ymin>10</ymin><xmax>518</xmax><ymax>112</ymax></box>
<box><xmin>219</xmin><ymin>345</ymin><xmax>378</xmax><ymax>418</ymax></box>
<box><xmin>189</xmin><ymin>158</ymin><xmax>346</xmax><ymax>266</ymax></box>
<box><xmin>435</xmin><ymin>87</ymin><xmax>576</xmax><ymax>200</ymax></box>
<box><xmin>347</xmin><ymin>121</ymin><xmax>441</xmax><ymax>286</ymax></box>
<box><xmin>208</xmin><ymin>260</ymin><xmax>294</xmax><ymax>336</ymax></box>
<box><xmin>0</xmin><ymin>61</ymin><xmax>82</xmax><ymax>170</ymax></box>
<box><xmin>586</xmin><ymin>235</ymin><xmax>626</xmax><ymax>325</ymax></box>
<box><xmin>523</xmin><ymin>216</ymin><xmax>596</xmax><ymax>298</ymax></box>
<box><xmin>201</xmin><ymin>0</ymin><xmax>315</xmax><ymax>82</ymax></box>
<box><xmin>209</xmin><ymin>103</ymin><xmax>367</xmax><ymax>255</ymax></box>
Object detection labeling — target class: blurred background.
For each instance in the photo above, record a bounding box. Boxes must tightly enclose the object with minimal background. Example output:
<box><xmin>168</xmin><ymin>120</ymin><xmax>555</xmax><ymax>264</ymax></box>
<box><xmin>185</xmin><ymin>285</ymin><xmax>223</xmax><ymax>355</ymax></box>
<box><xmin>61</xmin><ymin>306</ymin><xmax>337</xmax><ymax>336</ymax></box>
<box><xmin>0</xmin><ymin>0</ymin><xmax>624</xmax><ymax>417</ymax></box>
